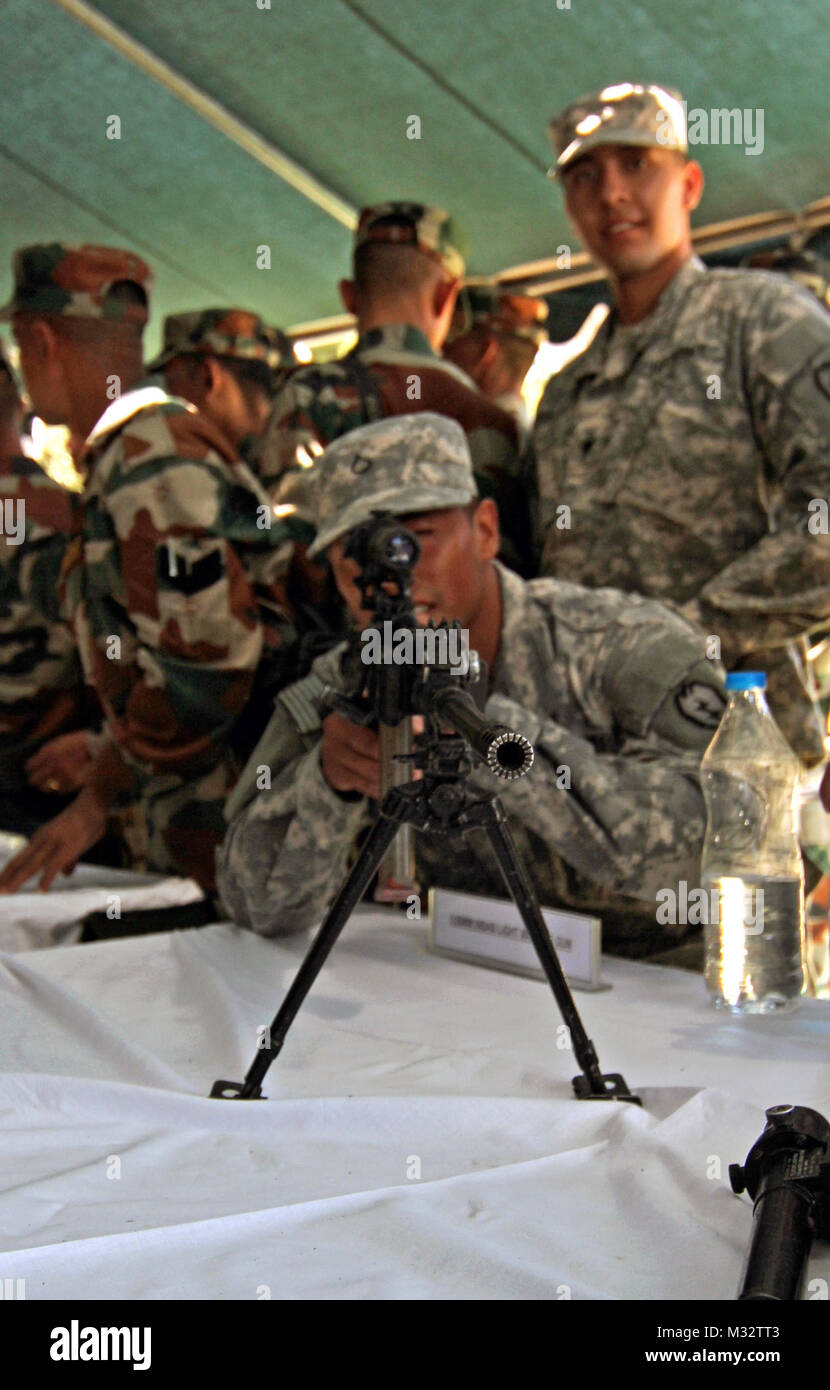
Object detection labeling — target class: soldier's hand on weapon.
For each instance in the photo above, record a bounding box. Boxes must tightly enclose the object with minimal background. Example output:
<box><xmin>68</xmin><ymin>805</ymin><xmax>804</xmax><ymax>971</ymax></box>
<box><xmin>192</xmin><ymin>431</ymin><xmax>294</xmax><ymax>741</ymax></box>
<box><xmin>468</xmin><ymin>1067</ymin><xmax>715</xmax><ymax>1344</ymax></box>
<box><xmin>821</xmin><ymin>763</ymin><xmax>830</xmax><ymax>813</ymax></box>
<box><xmin>0</xmin><ymin>787</ymin><xmax>109</xmax><ymax>894</ymax></box>
<box><xmin>25</xmin><ymin>729</ymin><xmax>94</xmax><ymax>795</ymax></box>
<box><xmin>321</xmin><ymin>711</ymin><xmax>382</xmax><ymax>800</ymax></box>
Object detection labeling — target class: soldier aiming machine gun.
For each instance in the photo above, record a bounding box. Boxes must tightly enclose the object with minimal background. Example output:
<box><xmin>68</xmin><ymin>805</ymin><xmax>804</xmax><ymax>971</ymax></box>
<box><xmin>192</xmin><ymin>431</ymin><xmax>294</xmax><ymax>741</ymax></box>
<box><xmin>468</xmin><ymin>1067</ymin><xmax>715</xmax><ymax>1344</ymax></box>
<box><xmin>211</xmin><ymin>512</ymin><xmax>638</xmax><ymax>1104</ymax></box>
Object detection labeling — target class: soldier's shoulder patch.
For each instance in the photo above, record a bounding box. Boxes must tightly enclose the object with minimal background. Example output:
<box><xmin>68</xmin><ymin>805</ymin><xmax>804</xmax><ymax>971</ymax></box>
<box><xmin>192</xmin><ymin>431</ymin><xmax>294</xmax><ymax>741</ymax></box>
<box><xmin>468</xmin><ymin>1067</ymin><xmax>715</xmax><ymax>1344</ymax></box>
<box><xmin>675</xmin><ymin>681</ymin><xmax>726</xmax><ymax>728</ymax></box>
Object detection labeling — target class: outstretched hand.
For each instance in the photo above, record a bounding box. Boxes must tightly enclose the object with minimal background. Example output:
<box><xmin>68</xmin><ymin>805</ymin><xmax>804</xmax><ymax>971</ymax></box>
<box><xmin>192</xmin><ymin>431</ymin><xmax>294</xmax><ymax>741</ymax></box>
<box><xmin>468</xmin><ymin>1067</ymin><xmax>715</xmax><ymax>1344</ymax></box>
<box><xmin>0</xmin><ymin>789</ymin><xmax>109</xmax><ymax>894</ymax></box>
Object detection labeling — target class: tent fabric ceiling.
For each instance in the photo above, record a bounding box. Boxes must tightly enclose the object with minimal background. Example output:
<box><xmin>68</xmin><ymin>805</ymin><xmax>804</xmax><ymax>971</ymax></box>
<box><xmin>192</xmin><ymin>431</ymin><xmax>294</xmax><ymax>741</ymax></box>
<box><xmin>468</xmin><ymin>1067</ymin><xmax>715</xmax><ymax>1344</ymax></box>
<box><xmin>0</xmin><ymin>0</ymin><xmax>828</xmax><ymax>354</ymax></box>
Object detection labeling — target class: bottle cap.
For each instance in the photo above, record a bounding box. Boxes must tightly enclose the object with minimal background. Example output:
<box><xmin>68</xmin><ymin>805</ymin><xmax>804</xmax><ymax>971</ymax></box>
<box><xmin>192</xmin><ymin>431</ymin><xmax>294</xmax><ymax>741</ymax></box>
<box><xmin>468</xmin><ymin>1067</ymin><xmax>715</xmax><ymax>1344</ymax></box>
<box><xmin>725</xmin><ymin>671</ymin><xmax>766</xmax><ymax>691</ymax></box>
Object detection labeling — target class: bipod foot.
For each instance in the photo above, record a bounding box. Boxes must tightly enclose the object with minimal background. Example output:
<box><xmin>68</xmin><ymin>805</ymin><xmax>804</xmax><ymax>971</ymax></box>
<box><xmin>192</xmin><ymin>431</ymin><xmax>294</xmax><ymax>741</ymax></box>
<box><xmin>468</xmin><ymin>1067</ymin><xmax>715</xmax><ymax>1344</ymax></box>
<box><xmin>573</xmin><ymin>1071</ymin><xmax>641</xmax><ymax>1105</ymax></box>
<box><xmin>210</xmin><ymin>1078</ymin><xmax>264</xmax><ymax>1100</ymax></box>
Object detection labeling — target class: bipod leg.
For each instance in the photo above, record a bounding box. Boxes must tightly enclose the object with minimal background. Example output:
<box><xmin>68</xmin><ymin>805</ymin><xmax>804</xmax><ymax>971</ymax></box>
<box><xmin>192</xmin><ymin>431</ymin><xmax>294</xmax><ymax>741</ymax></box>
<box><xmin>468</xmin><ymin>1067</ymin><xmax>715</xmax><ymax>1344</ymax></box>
<box><xmin>211</xmin><ymin>790</ymin><xmax>410</xmax><ymax>1099</ymax></box>
<box><xmin>479</xmin><ymin>798</ymin><xmax>640</xmax><ymax>1104</ymax></box>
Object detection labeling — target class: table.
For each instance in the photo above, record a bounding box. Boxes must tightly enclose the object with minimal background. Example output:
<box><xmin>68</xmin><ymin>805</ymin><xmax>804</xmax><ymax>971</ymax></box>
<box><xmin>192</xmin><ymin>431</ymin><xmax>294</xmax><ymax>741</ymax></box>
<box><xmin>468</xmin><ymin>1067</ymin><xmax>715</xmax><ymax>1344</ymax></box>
<box><xmin>1</xmin><ymin>909</ymin><xmax>828</xmax><ymax>1300</ymax></box>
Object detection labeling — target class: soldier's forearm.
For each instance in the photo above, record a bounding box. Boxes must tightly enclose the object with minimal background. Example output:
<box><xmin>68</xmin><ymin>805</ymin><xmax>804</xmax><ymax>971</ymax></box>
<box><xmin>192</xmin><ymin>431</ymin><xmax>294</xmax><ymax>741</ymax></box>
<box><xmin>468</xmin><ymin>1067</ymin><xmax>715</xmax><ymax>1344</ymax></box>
<box><xmin>477</xmin><ymin>694</ymin><xmax>707</xmax><ymax>901</ymax></box>
<box><xmin>85</xmin><ymin>735</ymin><xmax>138</xmax><ymax>810</ymax></box>
<box><xmin>218</xmin><ymin>743</ymin><xmax>369</xmax><ymax>935</ymax></box>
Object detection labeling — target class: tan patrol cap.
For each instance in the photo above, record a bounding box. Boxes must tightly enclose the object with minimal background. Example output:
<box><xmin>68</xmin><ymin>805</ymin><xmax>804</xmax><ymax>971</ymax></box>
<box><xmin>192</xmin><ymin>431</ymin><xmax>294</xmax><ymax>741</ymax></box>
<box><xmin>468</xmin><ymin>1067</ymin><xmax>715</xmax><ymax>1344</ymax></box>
<box><xmin>308</xmin><ymin>412</ymin><xmax>477</xmax><ymax>559</ymax></box>
<box><xmin>547</xmin><ymin>83</ymin><xmax>688</xmax><ymax>178</ymax></box>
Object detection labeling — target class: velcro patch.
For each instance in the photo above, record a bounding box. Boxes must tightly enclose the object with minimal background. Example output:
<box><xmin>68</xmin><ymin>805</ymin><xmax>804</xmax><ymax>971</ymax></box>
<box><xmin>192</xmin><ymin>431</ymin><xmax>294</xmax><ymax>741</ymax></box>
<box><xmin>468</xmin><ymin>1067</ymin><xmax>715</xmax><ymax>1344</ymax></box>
<box><xmin>157</xmin><ymin>542</ymin><xmax>224</xmax><ymax>596</ymax></box>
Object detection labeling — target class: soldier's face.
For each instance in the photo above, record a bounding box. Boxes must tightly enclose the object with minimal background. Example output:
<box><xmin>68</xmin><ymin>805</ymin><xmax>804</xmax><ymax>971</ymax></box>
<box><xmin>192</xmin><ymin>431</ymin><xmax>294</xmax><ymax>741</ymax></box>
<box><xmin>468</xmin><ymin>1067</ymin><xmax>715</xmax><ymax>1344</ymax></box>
<box><xmin>329</xmin><ymin>503</ymin><xmax>498</xmax><ymax>630</ymax></box>
<box><xmin>561</xmin><ymin>145</ymin><xmax>703</xmax><ymax>276</ymax></box>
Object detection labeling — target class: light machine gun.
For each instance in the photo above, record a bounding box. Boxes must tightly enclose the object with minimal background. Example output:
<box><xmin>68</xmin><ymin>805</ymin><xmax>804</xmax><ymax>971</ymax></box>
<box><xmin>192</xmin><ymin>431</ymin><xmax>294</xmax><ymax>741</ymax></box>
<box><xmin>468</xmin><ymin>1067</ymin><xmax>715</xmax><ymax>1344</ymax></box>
<box><xmin>211</xmin><ymin>513</ymin><xmax>639</xmax><ymax>1104</ymax></box>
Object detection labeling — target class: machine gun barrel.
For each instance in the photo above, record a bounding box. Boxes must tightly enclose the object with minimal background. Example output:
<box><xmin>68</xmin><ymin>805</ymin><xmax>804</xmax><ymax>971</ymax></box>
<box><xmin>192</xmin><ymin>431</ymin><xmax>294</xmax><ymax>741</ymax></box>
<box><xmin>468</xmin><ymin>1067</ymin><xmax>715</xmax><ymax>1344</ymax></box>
<box><xmin>424</xmin><ymin>681</ymin><xmax>533</xmax><ymax>781</ymax></box>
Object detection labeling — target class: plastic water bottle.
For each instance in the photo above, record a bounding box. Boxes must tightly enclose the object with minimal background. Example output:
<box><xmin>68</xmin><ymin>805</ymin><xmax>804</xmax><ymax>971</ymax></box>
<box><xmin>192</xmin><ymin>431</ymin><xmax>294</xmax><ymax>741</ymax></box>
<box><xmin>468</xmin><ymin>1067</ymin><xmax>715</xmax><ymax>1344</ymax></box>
<box><xmin>701</xmin><ymin>672</ymin><xmax>805</xmax><ymax>1013</ymax></box>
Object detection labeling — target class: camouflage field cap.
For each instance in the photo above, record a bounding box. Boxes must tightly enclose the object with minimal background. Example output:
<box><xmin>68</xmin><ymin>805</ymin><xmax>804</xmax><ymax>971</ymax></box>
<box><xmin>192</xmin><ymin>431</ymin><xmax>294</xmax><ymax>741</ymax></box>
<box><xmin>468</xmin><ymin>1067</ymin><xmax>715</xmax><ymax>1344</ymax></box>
<box><xmin>147</xmin><ymin>307</ymin><xmax>296</xmax><ymax>372</ymax></box>
<box><xmin>448</xmin><ymin>285</ymin><xmax>549</xmax><ymax>346</ymax></box>
<box><xmin>354</xmin><ymin>203</ymin><xmax>468</xmax><ymax>279</ymax></box>
<box><xmin>308</xmin><ymin>412</ymin><xmax>478</xmax><ymax>559</ymax></box>
<box><xmin>547</xmin><ymin>83</ymin><xmax>688</xmax><ymax>178</ymax></box>
<box><xmin>0</xmin><ymin>242</ymin><xmax>152</xmax><ymax>325</ymax></box>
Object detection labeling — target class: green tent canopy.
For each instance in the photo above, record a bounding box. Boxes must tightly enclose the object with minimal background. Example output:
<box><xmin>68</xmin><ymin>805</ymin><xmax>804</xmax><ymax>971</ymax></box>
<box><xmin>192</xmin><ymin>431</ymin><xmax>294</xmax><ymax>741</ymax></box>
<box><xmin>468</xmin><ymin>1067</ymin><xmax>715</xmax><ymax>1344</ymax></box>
<box><xmin>1</xmin><ymin>0</ymin><xmax>828</xmax><ymax>355</ymax></box>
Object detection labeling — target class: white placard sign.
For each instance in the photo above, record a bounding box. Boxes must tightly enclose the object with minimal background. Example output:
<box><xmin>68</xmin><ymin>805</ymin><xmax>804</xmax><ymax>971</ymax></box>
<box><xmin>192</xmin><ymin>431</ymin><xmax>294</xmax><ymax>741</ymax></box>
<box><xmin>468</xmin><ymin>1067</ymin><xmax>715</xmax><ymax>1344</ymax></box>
<box><xmin>428</xmin><ymin>887</ymin><xmax>603</xmax><ymax>990</ymax></box>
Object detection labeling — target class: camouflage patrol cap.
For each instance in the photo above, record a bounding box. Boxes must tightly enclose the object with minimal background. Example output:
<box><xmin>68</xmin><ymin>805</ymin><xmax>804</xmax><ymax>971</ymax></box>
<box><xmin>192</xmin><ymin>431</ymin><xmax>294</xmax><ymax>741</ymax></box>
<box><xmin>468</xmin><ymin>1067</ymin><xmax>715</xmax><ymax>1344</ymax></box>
<box><xmin>547</xmin><ymin>83</ymin><xmax>688</xmax><ymax>178</ymax></box>
<box><xmin>354</xmin><ymin>203</ymin><xmax>468</xmax><ymax>279</ymax></box>
<box><xmin>0</xmin><ymin>243</ymin><xmax>152</xmax><ymax>325</ymax></box>
<box><xmin>307</xmin><ymin>412</ymin><xmax>477</xmax><ymax>559</ymax></box>
<box><xmin>147</xmin><ymin>307</ymin><xmax>296</xmax><ymax>372</ymax></box>
<box><xmin>448</xmin><ymin>285</ymin><xmax>549</xmax><ymax>346</ymax></box>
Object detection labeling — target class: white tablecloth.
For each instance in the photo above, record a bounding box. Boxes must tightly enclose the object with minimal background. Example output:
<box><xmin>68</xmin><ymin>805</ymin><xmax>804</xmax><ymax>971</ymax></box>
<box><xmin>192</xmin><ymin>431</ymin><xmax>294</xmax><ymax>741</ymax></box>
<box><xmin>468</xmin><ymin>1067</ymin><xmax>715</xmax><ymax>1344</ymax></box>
<box><xmin>1</xmin><ymin>909</ymin><xmax>829</xmax><ymax>1300</ymax></box>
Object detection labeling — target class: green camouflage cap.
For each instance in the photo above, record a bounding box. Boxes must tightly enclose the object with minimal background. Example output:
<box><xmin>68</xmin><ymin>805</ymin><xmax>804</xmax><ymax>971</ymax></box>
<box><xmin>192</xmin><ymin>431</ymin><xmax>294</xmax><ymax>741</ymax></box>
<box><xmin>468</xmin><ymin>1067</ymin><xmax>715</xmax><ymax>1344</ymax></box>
<box><xmin>547</xmin><ymin>83</ymin><xmax>688</xmax><ymax>178</ymax></box>
<box><xmin>448</xmin><ymin>285</ymin><xmax>549</xmax><ymax>346</ymax></box>
<box><xmin>354</xmin><ymin>203</ymin><xmax>468</xmax><ymax>279</ymax></box>
<box><xmin>0</xmin><ymin>242</ymin><xmax>152</xmax><ymax>325</ymax></box>
<box><xmin>307</xmin><ymin>412</ymin><xmax>478</xmax><ymax>559</ymax></box>
<box><xmin>147</xmin><ymin>307</ymin><xmax>296</xmax><ymax>372</ymax></box>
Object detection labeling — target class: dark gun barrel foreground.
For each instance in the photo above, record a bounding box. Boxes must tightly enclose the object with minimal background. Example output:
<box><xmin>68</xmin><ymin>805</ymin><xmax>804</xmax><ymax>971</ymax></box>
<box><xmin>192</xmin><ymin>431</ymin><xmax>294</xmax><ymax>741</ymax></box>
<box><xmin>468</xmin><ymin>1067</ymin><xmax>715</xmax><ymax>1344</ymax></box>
<box><xmin>730</xmin><ymin>1104</ymin><xmax>830</xmax><ymax>1300</ymax></box>
<box><xmin>423</xmin><ymin>681</ymin><xmax>533</xmax><ymax>781</ymax></box>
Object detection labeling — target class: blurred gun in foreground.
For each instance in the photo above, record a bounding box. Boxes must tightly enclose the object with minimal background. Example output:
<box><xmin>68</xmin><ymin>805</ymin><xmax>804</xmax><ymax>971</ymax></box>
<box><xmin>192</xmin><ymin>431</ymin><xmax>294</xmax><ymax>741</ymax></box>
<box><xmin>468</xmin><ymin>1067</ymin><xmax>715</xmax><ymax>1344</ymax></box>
<box><xmin>730</xmin><ymin>1104</ymin><xmax>830</xmax><ymax>1299</ymax></box>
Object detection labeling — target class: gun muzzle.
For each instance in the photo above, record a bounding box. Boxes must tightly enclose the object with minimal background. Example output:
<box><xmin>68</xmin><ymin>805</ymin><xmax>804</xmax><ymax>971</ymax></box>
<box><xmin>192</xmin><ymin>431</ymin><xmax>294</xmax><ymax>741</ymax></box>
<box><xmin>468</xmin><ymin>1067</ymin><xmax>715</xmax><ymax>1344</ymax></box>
<box><xmin>424</xmin><ymin>683</ymin><xmax>534</xmax><ymax>781</ymax></box>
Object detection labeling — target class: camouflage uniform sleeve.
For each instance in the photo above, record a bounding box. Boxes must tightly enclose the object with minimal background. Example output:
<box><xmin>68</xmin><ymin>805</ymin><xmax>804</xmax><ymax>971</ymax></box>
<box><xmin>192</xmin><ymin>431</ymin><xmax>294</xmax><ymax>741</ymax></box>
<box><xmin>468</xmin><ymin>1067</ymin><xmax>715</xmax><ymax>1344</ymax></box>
<box><xmin>216</xmin><ymin>652</ymin><xmax>371</xmax><ymax>935</ymax></box>
<box><xmin>472</xmin><ymin>692</ymin><xmax>711</xmax><ymax>905</ymax></box>
<box><xmin>474</xmin><ymin>589</ymin><xmax>726</xmax><ymax>904</ymax></box>
<box><xmin>691</xmin><ymin>283</ymin><xmax>830</xmax><ymax>652</ymax></box>
<box><xmin>0</xmin><ymin>462</ymin><xmax>85</xmax><ymax>777</ymax></box>
<box><xmin>76</xmin><ymin>408</ymin><xmax>273</xmax><ymax>786</ymax></box>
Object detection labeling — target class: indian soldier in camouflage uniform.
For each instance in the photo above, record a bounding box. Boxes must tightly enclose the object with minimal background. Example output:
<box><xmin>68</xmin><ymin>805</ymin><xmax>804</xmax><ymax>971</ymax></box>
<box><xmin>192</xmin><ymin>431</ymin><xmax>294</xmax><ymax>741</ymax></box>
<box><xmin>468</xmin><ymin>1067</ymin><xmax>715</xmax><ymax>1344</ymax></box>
<box><xmin>0</xmin><ymin>244</ymin><xmax>295</xmax><ymax>895</ymax></box>
<box><xmin>443</xmin><ymin>285</ymin><xmax>549</xmax><ymax>447</ymax></box>
<box><xmin>148</xmin><ymin>308</ymin><xmax>297</xmax><ymax>468</ymax></box>
<box><xmin>218</xmin><ymin>413</ymin><xmax>726</xmax><ymax>958</ymax></box>
<box><xmin>256</xmin><ymin>202</ymin><xmax>532</xmax><ymax>573</ymax></box>
<box><xmin>533</xmin><ymin>83</ymin><xmax>830</xmax><ymax>760</ymax></box>
<box><xmin>0</xmin><ymin>339</ymin><xmax>91</xmax><ymax>832</ymax></box>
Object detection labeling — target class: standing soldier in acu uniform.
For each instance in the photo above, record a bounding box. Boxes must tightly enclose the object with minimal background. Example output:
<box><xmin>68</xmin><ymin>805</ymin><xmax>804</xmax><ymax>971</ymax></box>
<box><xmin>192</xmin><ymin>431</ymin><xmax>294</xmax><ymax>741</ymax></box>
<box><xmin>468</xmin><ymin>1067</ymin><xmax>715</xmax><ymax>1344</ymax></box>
<box><xmin>0</xmin><ymin>244</ymin><xmax>295</xmax><ymax>897</ymax></box>
<box><xmin>533</xmin><ymin>83</ymin><xmax>830</xmax><ymax>760</ymax></box>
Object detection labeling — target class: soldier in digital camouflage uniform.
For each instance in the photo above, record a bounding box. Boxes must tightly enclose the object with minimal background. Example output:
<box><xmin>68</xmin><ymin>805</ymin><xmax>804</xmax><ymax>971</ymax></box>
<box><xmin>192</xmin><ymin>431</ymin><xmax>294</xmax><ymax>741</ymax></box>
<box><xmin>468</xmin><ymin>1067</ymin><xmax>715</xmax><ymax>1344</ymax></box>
<box><xmin>0</xmin><ymin>244</ymin><xmax>296</xmax><ymax>895</ymax></box>
<box><xmin>532</xmin><ymin>83</ymin><xmax>830</xmax><ymax>760</ymax></box>
<box><xmin>148</xmin><ymin>308</ymin><xmax>297</xmax><ymax>467</ymax></box>
<box><xmin>218</xmin><ymin>412</ymin><xmax>727</xmax><ymax>958</ymax></box>
<box><xmin>443</xmin><ymin>285</ymin><xmax>549</xmax><ymax>447</ymax></box>
<box><xmin>0</xmin><ymin>338</ymin><xmax>91</xmax><ymax>831</ymax></box>
<box><xmin>256</xmin><ymin>202</ymin><xmax>533</xmax><ymax>574</ymax></box>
